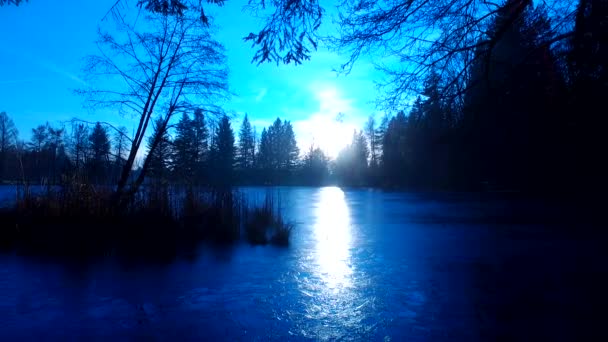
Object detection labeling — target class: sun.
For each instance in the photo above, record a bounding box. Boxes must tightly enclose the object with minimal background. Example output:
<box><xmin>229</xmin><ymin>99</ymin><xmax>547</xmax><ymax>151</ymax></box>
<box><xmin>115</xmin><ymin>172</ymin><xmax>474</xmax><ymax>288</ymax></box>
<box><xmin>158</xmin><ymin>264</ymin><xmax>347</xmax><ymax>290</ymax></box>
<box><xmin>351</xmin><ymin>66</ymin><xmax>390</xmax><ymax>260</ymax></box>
<box><xmin>296</xmin><ymin>113</ymin><xmax>359</xmax><ymax>159</ymax></box>
<box><xmin>313</xmin><ymin>119</ymin><xmax>355</xmax><ymax>159</ymax></box>
<box><xmin>293</xmin><ymin>84</ymin><xmax>363</xmax><ymax>159</ymax></box>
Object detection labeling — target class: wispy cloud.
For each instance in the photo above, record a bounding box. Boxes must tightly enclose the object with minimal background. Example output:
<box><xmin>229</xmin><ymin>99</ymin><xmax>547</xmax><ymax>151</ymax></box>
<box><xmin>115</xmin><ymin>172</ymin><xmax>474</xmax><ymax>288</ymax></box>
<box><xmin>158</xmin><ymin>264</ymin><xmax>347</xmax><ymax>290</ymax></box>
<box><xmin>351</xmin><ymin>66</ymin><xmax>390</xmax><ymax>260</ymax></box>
<box><xmin>0</xmin><ymin>78</ymin><xmax>47</xmax><ymax>85</ymax></box>
<box><xmin>254</xmin><ymin>88</ymin><xmax>267</xmax><ymax>102</ymax></box>
<box><xmin>35</xmin><ymin>58</ymin><xmax>87</xmax><ymax>85</ymax></box>
<box><xmin>0</xmin><ymin>46</ymin><xmax>87</xmax><ymax>86</ymax></box>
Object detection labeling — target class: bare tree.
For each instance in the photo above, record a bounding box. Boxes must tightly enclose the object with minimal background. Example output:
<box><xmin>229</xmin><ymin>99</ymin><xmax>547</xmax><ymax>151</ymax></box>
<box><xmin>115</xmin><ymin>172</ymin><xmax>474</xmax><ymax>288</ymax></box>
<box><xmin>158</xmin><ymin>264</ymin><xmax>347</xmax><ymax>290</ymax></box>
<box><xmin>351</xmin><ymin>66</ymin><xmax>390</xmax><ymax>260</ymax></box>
<box><xmin>79</xmin><ymin>10</ymin><xmax>228</xmax><ymax>203</ymax></box>
<box><xmin>0</xmin><ymin>112</ymin><xmax>18</xmax><ymax>155</ymax></box>
<box><xmin>113</xmin><ymin>126</ymin><xmax>129</xmax><ymax>164</ymax></box>
<box><xmin>102</xmin><ymin>0</ymin><xmax>324</xmax><ymax>66</ymax></box>
<box><xmin>29</xmin><ymin>124</ymin><xmax>48</xmax><ymax>153</ymax></box>
<box><xmin>69</xmin><ymin>122</ymin><xmax>90</xmax><ymax>172</ymax></box>
<box><xmin>0</xmin><ymin>112</ymin><xmax>18</xmax><ymax>179</ymax></box>
<box><xmin>332</xmin><ymin>0</ymin><xmax>578</xmax><ymax>109</ymax></box>
<box><xmin>6</xmin><ymin>0</ymin><xmax>577</xmax><ymax>92</ymax></box>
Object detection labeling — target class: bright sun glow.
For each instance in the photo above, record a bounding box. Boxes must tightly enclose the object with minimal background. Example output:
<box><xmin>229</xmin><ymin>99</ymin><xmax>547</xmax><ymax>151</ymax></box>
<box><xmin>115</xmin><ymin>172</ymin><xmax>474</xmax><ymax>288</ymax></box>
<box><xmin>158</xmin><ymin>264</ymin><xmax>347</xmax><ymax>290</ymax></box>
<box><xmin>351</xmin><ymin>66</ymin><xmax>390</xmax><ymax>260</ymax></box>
<box><xmin>306</xmin><ymin>115</ymin><xmax>355</xmax><ymax>159</ymax></box>
<box><xmin>292</xmin><ymin>85</ymin><xmax>364</xmax><ymax>159</ymax></box>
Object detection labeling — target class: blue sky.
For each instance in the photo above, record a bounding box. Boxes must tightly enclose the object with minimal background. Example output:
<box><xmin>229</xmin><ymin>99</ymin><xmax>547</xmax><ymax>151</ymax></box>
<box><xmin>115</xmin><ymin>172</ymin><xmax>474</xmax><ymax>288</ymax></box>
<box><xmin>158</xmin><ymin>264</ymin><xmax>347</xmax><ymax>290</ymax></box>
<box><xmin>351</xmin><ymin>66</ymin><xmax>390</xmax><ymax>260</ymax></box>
<box><xmin>0</xmin><ymin>0</ymin><xmax>381</xmax><ymax>158</ymax></box>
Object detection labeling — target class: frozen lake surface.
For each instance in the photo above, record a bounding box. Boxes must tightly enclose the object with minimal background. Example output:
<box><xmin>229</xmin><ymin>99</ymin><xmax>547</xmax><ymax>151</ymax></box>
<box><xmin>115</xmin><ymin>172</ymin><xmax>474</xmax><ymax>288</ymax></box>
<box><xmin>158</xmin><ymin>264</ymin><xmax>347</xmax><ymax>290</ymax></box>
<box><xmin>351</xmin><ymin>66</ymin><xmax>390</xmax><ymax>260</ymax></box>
<box><xmin>0</xmin><ymin>186</ymin><xmax>606</xmax><ymax>340</ymax></box>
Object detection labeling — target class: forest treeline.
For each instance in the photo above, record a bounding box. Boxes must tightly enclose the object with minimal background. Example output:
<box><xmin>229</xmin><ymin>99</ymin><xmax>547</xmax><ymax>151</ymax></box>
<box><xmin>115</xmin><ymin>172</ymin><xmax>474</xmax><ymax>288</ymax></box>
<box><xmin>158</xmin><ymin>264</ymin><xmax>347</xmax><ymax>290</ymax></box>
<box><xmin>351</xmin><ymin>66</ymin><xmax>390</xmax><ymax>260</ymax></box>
<box><xmin>0</xmin><ymin>109</ymin><xmax>332</xmax><ymax>186</ymax></box>
<box><xmin>1</xmin><ymin>0</ymin><xmax>606</xmax><ymax>193</ymax></box>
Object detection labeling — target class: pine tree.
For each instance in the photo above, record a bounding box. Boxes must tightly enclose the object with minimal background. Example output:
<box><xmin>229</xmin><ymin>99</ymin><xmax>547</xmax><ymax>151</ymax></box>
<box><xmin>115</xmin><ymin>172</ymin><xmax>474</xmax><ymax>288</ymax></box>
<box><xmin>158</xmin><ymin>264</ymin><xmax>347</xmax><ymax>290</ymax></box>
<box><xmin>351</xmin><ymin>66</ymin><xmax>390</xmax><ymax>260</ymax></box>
<box><xmin>252</xmin><ymin>126</ymin><xmax>258</xmax><ymax>164</ymax></box>
<box><xmin>257</xmin><ymin>128</ymin><xmax>271</xmax><ymax>171</ymax></box>
<box><xmin>210</xmin><ymin>115</ymin><xmax>235</xmax><ymax>184</ymax></box>
<box><xmin>192</xmin><ymin>108</ymin><xmax>208</xmax><ymax>181</ymax></box>
<box><xmin>463</xmin><ymin>0</ymin><xmax>561</xmax><ymax>190</ymax></box>
<box><xmin>375</xmin><ymin>113</ymin><xmax>390</xmax><ymax>165</ymax></box>
<box><xmin>254</xmin><ymin>117</ymin><xmax>299</xmax><ymax>182</ymax></box>
<box><xmin>352</xmin><ymin>130</ymin><xmax>369</xmax><ymax>171</ymax></box>
<box><xmin>382</xmin><ymin>111</ymin><xmax>409</xmax><ymax>186</ymax></box>
<box><xmin>147</xmin><ymin>117</ymin><xmax>172</xmax><ymax>182</ymax></box>
<box><xmin>302</xmin><ymin>145</ymin><xmax>329</xmax><ymax>185</ymax></box>
<box><xmin>237</xmin><ymin>114</ymin><xmax>255</xmax><ymax>170</ymax></box>
<box><xmin>88</xmin><ymin>122</ymin><xmax>111</xmax><ymax>183</ymax></box>
<box><xmin>280</xmin><ymin>120</ymin><xmax>299</xmax><ymax>170</ymax></box>
<box><xmin>267</xmin><ymin>118</ymin><xmax>283</xmax><ymax>170</ymax></box>
<box><xmin>172</xmin><ymin>113</ymin><xmax>196</xmax><ymax>182</ymax></box>
<box><xmin>89</xmin><ymin>123</ymin><xmax>110</xmax><ymax>163</ymax></box>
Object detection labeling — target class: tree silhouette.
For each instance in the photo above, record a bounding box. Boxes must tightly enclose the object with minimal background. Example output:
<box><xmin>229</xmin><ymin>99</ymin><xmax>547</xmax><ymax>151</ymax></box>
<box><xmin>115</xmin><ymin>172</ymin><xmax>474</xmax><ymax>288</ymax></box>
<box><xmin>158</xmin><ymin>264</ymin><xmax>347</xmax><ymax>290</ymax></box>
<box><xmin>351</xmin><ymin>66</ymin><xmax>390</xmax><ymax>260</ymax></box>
<box><xmin>237</xmin><ymin>114</ymin><xmax>255</xmax><ymax>170</ymax></box>
<box><xmin>364</xmin><ymin>115</ymin><xmax>378</xmax><ymax>168</ymax></box>
<box><xmin>0</xmin><ymin>112</ymin><xmax>18</xmax><ymax>180</ymax></box>
<box><xmin>335</xmin><ymin>130</ymin><xmax>368</xmax><ymax>186</ymax></box>
<box><xmin>210</xmin><ymin>115</ymin><xmax>235</xmax><ymax>185</ymax></box>
<box><xmin>191</xmin><ymin>108</ymin><xmax>208</xmax><ymax>181</ymax></box>
<box><xmin>29</xmin><ymin>124</ymin><xmax>48</xmax><ymax>153</ymax></box>
<box><xmin>147</xmin><ymin>116</ymin><xmax>172</xmax><ymax>183</ymax></box>
<box><xmin>112</xmin><ymin>126</ymin><xmax>129</xmax><ymax>178</ymax></box>
<box><xmin>381</xmin><ymin>111</ymin><xmax>408</xmax><ymax>187</ymax></box>
<box><xmin>462</xmin><ymin>1</ymin><xmax>562</xmax><ymax>190</ymax></box>
<box><xmin>79</xmin><ymin>9</ymin><xmax>228</xmax><ymax>203</ymax></box>
<box><xmin>172</xmin><ymin>113</ymin><xmax>197</xmax><ymax>183</ymax></box>
<box><xmin>301</xmin><ymin>145</ymin><xmax>329</xmax><ymax>185</ymax></box>
<box><xmin>69</xmin><ymin>123</ymin><xmax>89</xmax><ymax>173</ymax></box>
<box><xmin>279</xmin><ymin>120</ymin><xmax>299</xmax><ymax>171</ymax></box>
<box><xmin>256</xmin><ymin>127</ymin><xmax>271</xmax><ymax>179</ymax></box>
<box><xmin>3</xmin><ymin>0</ymin><xmax>605</xmax><ymax>192</ymax></box>
<box><xmin>332</xmin><ymin>0</ymin><xmax>576</xmax><ymax>109</ymax></box>
<box><xmin>88</xmin><ymin>122</ymin><xmax>112</xmax><ymax>183</ymax></box>
<box><xmin>566</xmin><ymin>0</ymin><xmax>608</xmax><ymax>191</ymax></box>
<box><xmin>254</xmin><ymin>117</ymin><xmax>299</xmax><ymax>183</ymax></box>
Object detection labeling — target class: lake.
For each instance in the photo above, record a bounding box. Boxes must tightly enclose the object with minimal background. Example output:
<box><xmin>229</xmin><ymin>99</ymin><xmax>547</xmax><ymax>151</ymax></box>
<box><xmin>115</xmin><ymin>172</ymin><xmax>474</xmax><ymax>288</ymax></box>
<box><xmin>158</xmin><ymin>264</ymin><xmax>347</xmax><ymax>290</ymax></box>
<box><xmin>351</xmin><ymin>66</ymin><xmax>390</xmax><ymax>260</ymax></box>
<box><xmin>0</xmin><ymin>186</ymin><xmax>606</xmax><ymax>340</ymax></box>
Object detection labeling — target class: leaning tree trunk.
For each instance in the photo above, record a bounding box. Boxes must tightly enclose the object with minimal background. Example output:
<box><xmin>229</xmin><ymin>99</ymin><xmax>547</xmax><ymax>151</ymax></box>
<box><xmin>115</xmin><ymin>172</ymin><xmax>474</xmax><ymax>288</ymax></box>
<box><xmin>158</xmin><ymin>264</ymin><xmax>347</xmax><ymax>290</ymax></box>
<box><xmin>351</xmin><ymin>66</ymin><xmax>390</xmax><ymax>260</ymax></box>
<box><xmin>113</xmin><ymin>109</ymin><xmax>175</xmax><ymax>211</ymax></box>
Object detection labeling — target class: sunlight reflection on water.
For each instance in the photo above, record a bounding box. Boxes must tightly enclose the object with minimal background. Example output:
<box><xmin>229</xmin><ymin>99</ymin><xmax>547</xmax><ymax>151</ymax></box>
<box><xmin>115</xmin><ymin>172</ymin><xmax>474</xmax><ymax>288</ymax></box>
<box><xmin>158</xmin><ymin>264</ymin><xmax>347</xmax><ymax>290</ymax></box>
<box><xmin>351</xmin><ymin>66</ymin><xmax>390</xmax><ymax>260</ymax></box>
<box><xmin>294</xmin><ymin>187</ymin><xmax>376</xmax><ymax>340</ymax></box>
<box><xmin>314</xmin><ymin>187</ymin><xmax>353</xmax><ymax>291</ymax></box>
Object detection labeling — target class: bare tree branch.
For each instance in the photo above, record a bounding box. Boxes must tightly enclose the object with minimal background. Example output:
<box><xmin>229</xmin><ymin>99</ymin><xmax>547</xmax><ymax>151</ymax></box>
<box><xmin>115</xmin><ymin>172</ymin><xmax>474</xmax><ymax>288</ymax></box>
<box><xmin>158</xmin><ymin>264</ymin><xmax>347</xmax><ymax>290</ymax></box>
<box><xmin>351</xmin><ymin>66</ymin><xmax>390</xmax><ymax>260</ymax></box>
<box><xmin>332</xmin><ymin>0</ymin><xmax>577</xmax><ymax>109</ymax></box>
<box><xmin>78</xmin><ymin>10</ymin><xmax>228</xmax><ymax>202</ymax></box>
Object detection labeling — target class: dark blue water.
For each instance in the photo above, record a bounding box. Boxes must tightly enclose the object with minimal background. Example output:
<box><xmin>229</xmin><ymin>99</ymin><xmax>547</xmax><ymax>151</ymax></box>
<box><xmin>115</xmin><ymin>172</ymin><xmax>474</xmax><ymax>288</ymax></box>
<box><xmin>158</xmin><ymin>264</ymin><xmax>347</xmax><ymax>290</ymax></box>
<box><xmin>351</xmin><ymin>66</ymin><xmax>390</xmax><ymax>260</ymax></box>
<box><xmin>1</xmin><ymin>187</ymin><xmax>606</xmax><ymax>340</ymax></box>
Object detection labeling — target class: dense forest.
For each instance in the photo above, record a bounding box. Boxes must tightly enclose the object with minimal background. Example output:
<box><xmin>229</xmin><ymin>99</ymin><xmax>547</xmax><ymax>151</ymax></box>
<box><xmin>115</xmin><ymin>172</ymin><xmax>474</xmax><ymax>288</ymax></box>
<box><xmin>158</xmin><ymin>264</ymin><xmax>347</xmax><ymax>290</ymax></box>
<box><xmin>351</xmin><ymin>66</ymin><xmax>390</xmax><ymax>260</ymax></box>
<box><xmin>1</xmin><ymin>0</ymin><xmax>606</xmax><ymax>195</ymax></box>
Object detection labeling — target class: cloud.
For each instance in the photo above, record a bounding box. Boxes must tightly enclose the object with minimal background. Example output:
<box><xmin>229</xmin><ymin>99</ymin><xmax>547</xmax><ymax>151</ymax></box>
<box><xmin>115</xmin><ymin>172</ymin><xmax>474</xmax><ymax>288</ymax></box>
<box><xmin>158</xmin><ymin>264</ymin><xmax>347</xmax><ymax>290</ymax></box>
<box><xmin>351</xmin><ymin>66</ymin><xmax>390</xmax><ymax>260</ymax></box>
<box><xmin>36</xmin><ymin>59</ymin><xmax>87</xmax><ymax>85</ymax></box>
<box><xmin>0</xmin><ymin>47</ymin><xmax>86</xmax><ymax>86</ymax></box>
<box><xmin>0</xmin><ymin>78</ymin><xmax>46</xmax><ymax>85</ymax></box>
<box><xmin>254</xmin><ymin>88</ymin><xmax>267</xmax><ymax>102</ymax></box>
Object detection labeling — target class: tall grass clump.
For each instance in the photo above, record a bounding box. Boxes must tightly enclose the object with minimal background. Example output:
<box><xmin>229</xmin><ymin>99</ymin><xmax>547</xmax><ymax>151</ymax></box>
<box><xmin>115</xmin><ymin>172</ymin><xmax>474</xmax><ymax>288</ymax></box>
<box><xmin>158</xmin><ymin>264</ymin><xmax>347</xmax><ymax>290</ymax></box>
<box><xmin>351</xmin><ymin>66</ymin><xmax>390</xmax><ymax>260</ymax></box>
<box><xmin>244</xmin><ymin>191</ymin><xmax>293</xmax><ymax>246</ymax></box>
<box><xmin>0</xmin><ymin>179</ymin><xmax>179</xmax><ymax>256</ymax></box>
<box><xmin>181</xmin><ymin>188</ymin><xmax>243</xmax><ymax>243</ymax></box>
<box><xmin>0</xmin><ymin>180</ymin><xmax>293</xmax><ymax>256</ymax></box>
